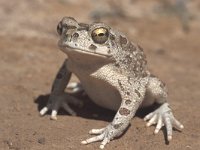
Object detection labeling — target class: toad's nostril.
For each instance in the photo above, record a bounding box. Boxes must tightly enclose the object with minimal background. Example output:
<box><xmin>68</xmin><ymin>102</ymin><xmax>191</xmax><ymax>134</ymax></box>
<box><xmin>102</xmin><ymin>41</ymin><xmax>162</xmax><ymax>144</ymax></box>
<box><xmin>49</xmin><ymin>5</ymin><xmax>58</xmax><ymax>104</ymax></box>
<box><xmin>73</xmin><ymin>33</ymin><xmax>79</xmax><ymax>38</ymax></box>
<box><xmin>72</xmin><ymin>33</ymin><xmax>79</xmax><ymax>41</ymax></box>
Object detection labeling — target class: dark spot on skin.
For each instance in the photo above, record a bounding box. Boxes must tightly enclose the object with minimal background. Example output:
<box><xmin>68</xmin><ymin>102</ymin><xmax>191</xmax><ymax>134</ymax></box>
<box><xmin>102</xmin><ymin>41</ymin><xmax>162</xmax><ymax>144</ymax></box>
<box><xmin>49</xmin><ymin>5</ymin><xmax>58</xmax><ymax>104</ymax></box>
<box><xmin>127</xmin><ymin>42</ymin><xmax>136</xmax><ymax>52</ymax></box>
<box><xmin>110</xmin><ymin>34</ymin><xmax>115</xmax><ymax>40</ymax></box>
<box><xmin>136</xmin><ymin>57</ymin><xmax>146</xmax><ymax>73</ymax></box>
<box><xmin>113</xmin><ymin>123</ymin><xmax>123</xmax><ymax>129</ymax></box>
<box><xmin>142</xmin><ymin>72</ymin><xmax>148</xmax><ymax>78</ymax></box>
<box><xmin>125</xmin><ymin>100</ymin><xmax>131</xmax><ymax>105</ymax></box>
<box><xmin>127</xmin><ymin>76</ymin><xmax>131</xmax><ymax>84</ymax></box>
<box><xmin>160</xmin><ymin>81</ymin><xmax>166</xmax><ymax>89</ymax></box>
<box><xmin>125</xmin><ymin>55</ymin><xmax>132</xmax><ymax>64</ymax></box>
<box><xmin>107</xmin><ymin>49</ymin><xmax>111</xmax><ymax>54</ymax></box>
<box><xmin>118</xmin><ymin>80</ymin><xmax>124</xmax><ymax>90</ymax></box>
<box><xmin>136</xmin><ymin>53</ymin><xmax>142</xmax><ymax>60</ymax></box>
<box><xmin>120</xmin><ymin>35</ymin><xmax>127</xmax><ymax>49</ymax></box>
<box><xmin>89</xmin><ymin>44</ymin><xmax>97</xmax><ymax>50</ymax></box>
<box><xmin>115</xmin><ymin>63</ymin><xmax>120</xmax><ymax>67</ymax></box>
<box><xmin>120</xmin><ymin>35</ymin><xmax>127</xmax><ymax>46</ymax></box>
<box><xmin>56</xmin><ymin>73</ymin><xmax>63</xmax><ymax>79</ymax></box>
<box><xmin>125</xmin><ymin>54</ymin><xmax>131</xmax><ymax>59</ymax></box>
<box><xmin>134</xmin><ymin>73</ymin><xmax>138</xmax><ymax>78</ymax></box>
<box><xmin>119</xmin><ymin>108</ymin><xmax>131</xmax><ymax>116</ymax></box>
<box><xmin>126</xmin><ymin>91</ymin><xmax>130</xmax><ymax>95</ymax></box>
<box><xmin>110</xmin><ymin>40</ymin><xmax>115</xmax><ymax>47</ymax></box>
<box><xmin>132</xmin><ymin>64</ymin><xmax>137</xmax><ymax>72</ymax></box>
<box><xmin>135</xmin><ymin>89</ymin><xmax>141</xmax><ymax>97</ymax></box>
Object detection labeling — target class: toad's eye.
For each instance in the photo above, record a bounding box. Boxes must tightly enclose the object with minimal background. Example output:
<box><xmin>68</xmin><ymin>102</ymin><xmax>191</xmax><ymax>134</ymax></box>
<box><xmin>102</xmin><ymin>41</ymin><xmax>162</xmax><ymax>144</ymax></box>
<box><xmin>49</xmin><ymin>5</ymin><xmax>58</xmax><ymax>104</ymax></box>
<box><xmin>57</xmin><ymin>22</ymin><xmax>62</xmax><ymax>35</ymax></box>
<box><xmin>91</xmin><ymin>28</ymin><xmax>109</xmax><ymax>44</ymax></box>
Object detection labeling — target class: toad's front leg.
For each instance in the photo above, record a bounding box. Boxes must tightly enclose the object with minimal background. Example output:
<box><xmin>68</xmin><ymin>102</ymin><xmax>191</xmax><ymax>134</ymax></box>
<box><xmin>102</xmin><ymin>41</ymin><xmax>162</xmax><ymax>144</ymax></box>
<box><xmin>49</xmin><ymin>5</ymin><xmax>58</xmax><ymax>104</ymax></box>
<box><xmin>81</xmin><ymin>78</ymin><xmax>148</xmax><ymax>149</ymax></box>
<box><xmin>39</xmin><ymin>59</ymin><xmax>82</xmax><ymax>120</ymax></box>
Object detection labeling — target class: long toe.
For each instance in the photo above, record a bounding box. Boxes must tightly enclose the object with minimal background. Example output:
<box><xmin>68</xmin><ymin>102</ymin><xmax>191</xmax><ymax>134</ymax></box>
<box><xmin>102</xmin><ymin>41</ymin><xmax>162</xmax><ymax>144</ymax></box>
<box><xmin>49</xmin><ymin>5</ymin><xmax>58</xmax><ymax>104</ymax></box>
<box><xmin>146</xmin><ymin>114</ymin><xmax>158</xmax><ymax>127</ymax></box>
<box><xmin>154</xmin><ymin>115</ymin><xmax>163</xmax><ymax>134</ymax></box>
<box><xmin>144</xmin><ymin>112</ymin><xmax>154</xmax><ymax>121</ymax></box>
<box><xmin>100</xmin><ymin>137</ymin><xmax>110</xmax><ymax>149</ymax></box>
<box><xmin>62</xmin><ymin>102</ymin><xmax>77</xmax><ymax>116</ymax></box>
<box><xmin>89</xmin><ymin>128</ymin><xmax>106</xmax><ymax>135</ymax></box>
<box><xmin>81</xmin><ymin>134</ymin><xmax>104</xmax><ymax>145</ymax></box>
<box><xmin>164</xmin><ymin>114</ymin><xmax>173</xmax><ymax>141</ymax></box>
<box><xmin>50</xmin><ymin>110</ymin><xmax>58</xmax><ymax>120</ymax></box>
<box><xmin>40</xmin><ymin>107</ymin><xmax>49</xmax><ymax>116</ymax></box>
<box><xmin>172</xmin><ymin>117</ymin><xmax>184</xmax><ymax>130</ymax></box>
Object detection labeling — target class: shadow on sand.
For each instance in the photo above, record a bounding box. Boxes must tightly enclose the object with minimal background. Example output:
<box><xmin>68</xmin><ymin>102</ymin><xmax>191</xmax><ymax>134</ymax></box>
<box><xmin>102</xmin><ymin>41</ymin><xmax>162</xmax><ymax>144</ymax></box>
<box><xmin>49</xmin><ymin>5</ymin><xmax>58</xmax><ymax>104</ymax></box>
<box><xmin>34</xmin><ymin>93</ymin><xmax>179</xmax><ymax>143</ymax></box>
<box><xmin>34</xmin><ymin>93</ymin><xmax>158</xmax><ymax>122</ymax></box>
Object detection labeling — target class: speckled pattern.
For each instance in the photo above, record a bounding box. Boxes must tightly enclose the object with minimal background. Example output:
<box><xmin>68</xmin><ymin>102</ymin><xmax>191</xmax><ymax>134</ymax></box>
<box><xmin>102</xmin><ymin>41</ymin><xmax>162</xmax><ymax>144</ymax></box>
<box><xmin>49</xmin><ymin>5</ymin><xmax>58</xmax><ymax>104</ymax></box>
<box><xmin>39</xmin><ymin>17</ymin><xmax>184</xmax><ymax>149</ymax></box>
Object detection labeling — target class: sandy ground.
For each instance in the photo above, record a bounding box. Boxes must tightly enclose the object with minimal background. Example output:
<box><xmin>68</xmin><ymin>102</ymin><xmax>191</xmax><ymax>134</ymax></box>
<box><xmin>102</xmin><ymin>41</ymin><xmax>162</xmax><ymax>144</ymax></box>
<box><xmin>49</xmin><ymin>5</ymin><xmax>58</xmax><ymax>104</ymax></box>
<box><xmin>0</xmin><ymin>0</ymin><xmax>200</xmax><ymax>149</ymax></box>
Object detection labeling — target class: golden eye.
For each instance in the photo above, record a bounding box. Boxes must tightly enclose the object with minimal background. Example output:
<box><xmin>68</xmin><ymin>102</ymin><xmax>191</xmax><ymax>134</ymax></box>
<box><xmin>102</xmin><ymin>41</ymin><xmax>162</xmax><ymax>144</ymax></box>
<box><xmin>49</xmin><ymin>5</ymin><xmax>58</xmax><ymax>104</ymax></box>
<box><xmin>91</xmin><ymin>28</ymin><xmax>109</xmax><ymax>44</ymax></box>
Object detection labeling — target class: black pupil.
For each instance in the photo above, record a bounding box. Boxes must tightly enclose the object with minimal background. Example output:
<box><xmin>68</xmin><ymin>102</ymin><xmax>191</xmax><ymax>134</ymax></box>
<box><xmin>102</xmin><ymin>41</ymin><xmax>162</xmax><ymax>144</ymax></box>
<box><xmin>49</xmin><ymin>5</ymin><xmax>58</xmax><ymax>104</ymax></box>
<box><xmin>98</xmin><ymin>33</ymin><xmax>104</xmax><ymax>36</ymax></box>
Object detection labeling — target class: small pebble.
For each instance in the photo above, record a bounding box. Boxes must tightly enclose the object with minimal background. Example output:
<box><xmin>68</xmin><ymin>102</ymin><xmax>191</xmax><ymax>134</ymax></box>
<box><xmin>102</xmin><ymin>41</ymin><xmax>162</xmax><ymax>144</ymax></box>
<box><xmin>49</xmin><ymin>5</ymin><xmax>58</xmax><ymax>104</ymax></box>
<box><xmin>6</xmin><ymin>140</ymin><xmax>13</xmax><ymax>147</ymax></box>
<box><xmin>154</xmin><ymin>48</ymin><xmax>166</xmax><ymax>55</ymax></box>
<box><xmin>38</xmin><ymin>137</ymin><xmax>46</xmax><ymax>145</ymax></box>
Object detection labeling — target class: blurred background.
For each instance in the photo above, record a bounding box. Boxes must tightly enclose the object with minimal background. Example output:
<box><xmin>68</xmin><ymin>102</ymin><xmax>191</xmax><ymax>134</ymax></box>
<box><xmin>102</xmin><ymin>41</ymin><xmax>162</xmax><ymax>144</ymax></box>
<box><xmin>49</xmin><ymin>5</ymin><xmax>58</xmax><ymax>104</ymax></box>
<box><xmin>0</xmin><ymin>0</ymin><xmax>200</xmax><ymax>149</ymax></box>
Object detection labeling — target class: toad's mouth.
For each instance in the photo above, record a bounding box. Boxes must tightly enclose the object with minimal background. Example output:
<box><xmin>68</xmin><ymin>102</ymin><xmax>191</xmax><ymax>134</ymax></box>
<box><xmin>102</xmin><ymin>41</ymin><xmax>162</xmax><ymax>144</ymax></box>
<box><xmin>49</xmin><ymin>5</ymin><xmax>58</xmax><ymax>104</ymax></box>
<box><xmin>58</xmin><ymin>40</ymin><xmax>112</xmax><ymax>58</ymax></box>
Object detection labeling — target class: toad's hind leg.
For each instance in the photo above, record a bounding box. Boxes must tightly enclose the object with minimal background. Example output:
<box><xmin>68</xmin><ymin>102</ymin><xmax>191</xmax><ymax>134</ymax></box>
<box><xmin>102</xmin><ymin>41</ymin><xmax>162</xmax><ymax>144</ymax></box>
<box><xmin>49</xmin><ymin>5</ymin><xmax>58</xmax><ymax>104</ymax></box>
<box><xmin>143</xmin><ymin>75</ymin><xmax>184</xmax><ymax>141</ymax></box>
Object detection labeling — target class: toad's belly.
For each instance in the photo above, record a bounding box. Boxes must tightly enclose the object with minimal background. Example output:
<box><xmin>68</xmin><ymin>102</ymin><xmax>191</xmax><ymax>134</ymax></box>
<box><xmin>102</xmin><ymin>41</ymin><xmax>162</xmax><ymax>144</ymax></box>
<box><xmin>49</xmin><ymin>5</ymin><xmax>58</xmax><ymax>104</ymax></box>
<box><xmin>78</xmin><ymin>75</ymin><xmax>121</xmax><ymax>111</ymax></box>
<box><xmin>67</xmin><ymin>60</ymin><xmax>124</xmax><ymax>111</ymax></box>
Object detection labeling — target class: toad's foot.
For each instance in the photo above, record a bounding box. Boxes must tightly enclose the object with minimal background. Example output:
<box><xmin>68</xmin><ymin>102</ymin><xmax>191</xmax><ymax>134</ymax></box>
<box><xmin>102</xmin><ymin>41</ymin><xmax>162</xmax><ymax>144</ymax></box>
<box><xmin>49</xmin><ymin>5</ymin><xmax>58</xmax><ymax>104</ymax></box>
<box><xmin>67</xmin><ymin>82</ymin><xmax>84</xmax><ymax>94</ymax></box>
<box><xmin>144</xmin><ymin>103</ymin><xmax>184</xmax><ymax>141</ymax></box>
<box><xmin>39</xmin><ymin>93</ymin><xmax>83</xmax><ymax>120</ymax></box>
<box><xmin>81</xmin><ymin>124</ymin><xmax>124</xmax><ymax>149</ymax></box>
